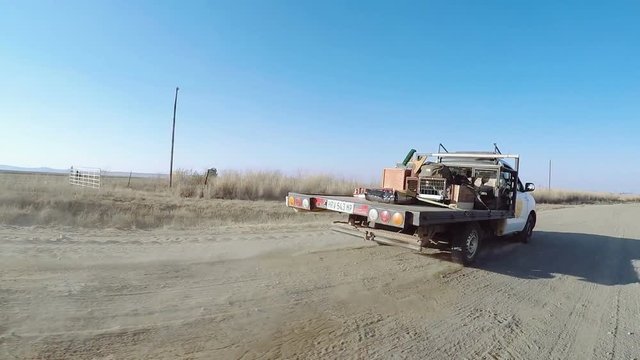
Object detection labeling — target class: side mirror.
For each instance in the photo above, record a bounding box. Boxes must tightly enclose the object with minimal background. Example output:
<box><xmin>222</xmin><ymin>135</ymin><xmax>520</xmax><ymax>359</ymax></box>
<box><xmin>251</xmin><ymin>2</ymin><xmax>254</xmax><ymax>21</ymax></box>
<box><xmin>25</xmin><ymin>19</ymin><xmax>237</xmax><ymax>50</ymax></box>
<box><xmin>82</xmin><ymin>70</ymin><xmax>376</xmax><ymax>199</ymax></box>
<box><xmin>525</xmin><ymin>183</ymin><xmax>535</xmax><ymax>192</ymax></box>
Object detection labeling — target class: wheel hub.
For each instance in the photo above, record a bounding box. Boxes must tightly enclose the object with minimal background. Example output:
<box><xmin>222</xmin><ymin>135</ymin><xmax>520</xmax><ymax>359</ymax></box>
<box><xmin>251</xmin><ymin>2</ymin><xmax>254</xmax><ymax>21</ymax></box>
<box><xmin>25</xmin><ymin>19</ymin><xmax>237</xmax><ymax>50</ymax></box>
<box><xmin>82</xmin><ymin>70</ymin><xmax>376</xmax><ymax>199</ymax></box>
<box><xmin>466</xmin><ymin>231</ymin><xmax>479</xmax><ymax>257</ymax></box>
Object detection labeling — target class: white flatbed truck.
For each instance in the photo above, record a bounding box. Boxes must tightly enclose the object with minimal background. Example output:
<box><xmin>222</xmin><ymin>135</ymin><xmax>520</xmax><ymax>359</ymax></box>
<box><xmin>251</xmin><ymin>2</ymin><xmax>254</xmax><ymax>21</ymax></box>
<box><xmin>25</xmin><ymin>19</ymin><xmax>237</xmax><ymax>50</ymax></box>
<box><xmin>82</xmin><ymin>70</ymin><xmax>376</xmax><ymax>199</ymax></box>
<box><xmin>286</xmin><ymin>152</ymin><xmax>536</xmax><ymax>265</ymax></box>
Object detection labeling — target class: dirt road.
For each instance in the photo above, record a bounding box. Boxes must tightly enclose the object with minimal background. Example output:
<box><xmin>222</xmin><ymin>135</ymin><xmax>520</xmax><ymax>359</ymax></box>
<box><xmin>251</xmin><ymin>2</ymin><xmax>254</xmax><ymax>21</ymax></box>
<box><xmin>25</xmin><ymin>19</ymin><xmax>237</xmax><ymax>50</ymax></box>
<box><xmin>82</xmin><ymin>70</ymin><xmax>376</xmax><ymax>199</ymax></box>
<box><xmin>2</xmin><ymin>204</ymin><xmax>640</xmax><ymax>359</ymax></box>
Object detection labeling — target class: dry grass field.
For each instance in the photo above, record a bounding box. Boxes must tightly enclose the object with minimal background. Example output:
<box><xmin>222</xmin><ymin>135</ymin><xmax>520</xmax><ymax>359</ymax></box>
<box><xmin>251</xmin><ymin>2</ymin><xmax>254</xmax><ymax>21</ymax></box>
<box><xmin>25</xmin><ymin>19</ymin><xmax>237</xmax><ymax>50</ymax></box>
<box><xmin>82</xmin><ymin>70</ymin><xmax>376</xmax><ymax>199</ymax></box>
<box><xmin>0</xmin><ymin>171</ymin><xmax>356</xmax><ymax>229</ymax></box>
<box><xmin>0</xmin><ymin>171</ymin><xmax>638</xmax><ymax>230</ymax></box>
<box><xmin>173</xmin><ymin>170</ymin><xmax>364</xmax><ymax>200</ymax></box>
<box><xmin>532</xmin><ymin>188</ymin><xmax>640</xmax><ymax>204</ymax></box>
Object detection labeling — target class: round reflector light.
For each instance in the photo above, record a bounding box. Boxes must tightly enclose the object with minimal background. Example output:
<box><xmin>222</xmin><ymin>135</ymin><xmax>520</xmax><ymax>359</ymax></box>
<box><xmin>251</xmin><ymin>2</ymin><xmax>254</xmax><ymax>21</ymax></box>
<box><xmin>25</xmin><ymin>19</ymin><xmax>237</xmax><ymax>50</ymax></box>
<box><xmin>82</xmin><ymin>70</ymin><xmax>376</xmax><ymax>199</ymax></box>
<box><xmin>368</xmin><ymin>208</ymin><xmax>378</xmax><ymax>221</ymax></box>
<box><xmin>302</xmin><ymin>199</ymin><xmax>310</xmax><ymax>209</ymax></box>
<box><xmin>391</xmin><ymin>212</ymin><xmax>404</xmax><ymax>226</ymax></box>
<box><xmin>288</xmin><ymin>196</ymin><xmax>295</xmax><ymax>206</ymax></box>
<box><xmin>380</xmin><ymin>210</ymin><xmax>390</xmax><ymax>223</ymax></box>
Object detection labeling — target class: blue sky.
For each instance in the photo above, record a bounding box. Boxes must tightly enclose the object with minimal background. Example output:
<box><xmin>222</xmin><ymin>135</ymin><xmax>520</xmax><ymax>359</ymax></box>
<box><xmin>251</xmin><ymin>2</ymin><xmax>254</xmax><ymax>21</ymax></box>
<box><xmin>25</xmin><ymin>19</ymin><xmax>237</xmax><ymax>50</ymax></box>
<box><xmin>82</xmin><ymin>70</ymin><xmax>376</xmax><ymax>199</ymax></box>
<box><xmin>1</xmin><ymin>1</ymin><xmax>639</xmax><ymax>192</ymax></box>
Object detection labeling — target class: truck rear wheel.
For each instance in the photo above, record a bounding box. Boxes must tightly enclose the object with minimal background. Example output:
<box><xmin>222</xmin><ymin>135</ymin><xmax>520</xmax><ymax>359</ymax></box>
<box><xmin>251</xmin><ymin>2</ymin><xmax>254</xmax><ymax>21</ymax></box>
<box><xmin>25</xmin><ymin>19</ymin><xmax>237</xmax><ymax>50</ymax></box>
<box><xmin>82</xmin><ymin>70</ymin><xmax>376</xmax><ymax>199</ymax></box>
<box><xmin>451</xmin><ymin>223</ymin><xmax>482</xmax><ymax>265</ymax></box>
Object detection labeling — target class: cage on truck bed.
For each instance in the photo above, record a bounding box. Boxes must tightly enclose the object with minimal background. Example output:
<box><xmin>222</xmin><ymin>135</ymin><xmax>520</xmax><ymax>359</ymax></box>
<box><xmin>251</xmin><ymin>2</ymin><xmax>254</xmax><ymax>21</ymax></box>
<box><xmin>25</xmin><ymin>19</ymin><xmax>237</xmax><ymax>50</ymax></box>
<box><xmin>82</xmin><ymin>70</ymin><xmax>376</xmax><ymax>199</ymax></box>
<box><xmin>286</xmin><ymin>150</ymin><xmax>537</xmax><ymax>265</ymax></box>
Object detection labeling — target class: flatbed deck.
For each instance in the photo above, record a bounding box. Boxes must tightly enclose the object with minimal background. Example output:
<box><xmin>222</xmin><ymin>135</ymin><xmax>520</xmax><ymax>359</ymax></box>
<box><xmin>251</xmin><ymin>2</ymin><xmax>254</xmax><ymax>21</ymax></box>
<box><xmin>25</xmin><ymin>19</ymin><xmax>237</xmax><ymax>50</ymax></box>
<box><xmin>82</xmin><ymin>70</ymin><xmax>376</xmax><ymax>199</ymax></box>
<box><xmin>286</xmin><ymin>192</ymin><xmax>514</xmax><ymax>227</ymax></box>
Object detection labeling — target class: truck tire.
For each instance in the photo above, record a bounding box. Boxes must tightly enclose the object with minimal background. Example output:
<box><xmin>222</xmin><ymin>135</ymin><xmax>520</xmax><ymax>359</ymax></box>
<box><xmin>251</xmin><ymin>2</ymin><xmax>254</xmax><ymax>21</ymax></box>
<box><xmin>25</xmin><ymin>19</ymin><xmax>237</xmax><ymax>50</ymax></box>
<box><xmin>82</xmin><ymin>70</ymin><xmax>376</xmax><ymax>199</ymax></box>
<box><xmin>519</xmin><ymin>212</ymin><xmax>536</xmax><ymax>243</ymax></box>
<box><xmin>451</xmin><ymin>223</ymin><xmax>482</xmax><ymax>265</ymax></box>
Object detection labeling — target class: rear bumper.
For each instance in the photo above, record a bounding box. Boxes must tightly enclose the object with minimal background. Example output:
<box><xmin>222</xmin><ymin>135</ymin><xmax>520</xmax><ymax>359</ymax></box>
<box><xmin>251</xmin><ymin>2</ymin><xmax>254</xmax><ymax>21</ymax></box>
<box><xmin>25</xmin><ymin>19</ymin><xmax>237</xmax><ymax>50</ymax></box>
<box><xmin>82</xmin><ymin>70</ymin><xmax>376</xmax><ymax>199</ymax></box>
<box><xmin>331</xmin><ymin>222</ymin><xmax>423</xmax><ymax>251</ymax></box>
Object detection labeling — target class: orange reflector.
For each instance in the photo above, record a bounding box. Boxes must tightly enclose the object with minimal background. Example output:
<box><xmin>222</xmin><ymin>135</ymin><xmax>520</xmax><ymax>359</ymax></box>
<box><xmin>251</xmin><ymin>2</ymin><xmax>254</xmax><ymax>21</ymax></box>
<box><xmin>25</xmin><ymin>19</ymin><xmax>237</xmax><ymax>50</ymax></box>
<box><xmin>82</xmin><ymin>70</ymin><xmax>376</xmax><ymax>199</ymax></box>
<box><xmin>288</xmin><ymin>196</ymin><xmax>295</xmax><ymax>206</ymax></box>
<box><xmin>391</xmin><ymin>212</ymin><xmax>404</xmax><ymax>226</ymax></box>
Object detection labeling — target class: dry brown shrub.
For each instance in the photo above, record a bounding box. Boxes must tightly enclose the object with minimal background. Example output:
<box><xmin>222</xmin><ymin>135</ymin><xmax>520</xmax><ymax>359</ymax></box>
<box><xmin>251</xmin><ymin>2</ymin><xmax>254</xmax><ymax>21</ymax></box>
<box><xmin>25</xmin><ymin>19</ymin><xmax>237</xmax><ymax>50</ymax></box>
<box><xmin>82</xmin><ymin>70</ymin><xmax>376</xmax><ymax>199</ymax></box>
<box><xmin>532</xmin><ymin>189</ymin><xmax>640</xmax><ymax>204</ymax></box>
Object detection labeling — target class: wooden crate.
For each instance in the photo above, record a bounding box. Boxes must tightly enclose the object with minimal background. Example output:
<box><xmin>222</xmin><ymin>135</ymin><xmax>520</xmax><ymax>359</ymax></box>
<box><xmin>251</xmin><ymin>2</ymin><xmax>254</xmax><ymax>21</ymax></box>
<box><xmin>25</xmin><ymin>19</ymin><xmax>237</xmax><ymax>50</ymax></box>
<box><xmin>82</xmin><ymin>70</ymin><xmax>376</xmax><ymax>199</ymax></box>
<box><xmin>405</xmin><ymin>176</ymin><xmax>419</xmax><ymax>194</ymax></box>
<box><xmin>382</xmin><ymin>168</ymin><xmax>411</xmax><ymax>191</ymax></box>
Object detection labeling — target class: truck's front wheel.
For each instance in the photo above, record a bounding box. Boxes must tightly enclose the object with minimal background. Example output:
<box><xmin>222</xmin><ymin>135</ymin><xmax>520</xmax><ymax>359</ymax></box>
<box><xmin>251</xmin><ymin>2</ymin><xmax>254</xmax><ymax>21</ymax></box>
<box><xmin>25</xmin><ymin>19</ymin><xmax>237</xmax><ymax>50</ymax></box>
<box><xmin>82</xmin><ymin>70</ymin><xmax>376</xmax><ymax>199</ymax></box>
<box><xmin>519</xmin><ymin>212</ymin><xmax>536</xmax><ymax>243</ymax></box>
<box><xmin>451</xmin><ymin>223</ymin><xmax>482</xmax><ymax>265</ymax></box>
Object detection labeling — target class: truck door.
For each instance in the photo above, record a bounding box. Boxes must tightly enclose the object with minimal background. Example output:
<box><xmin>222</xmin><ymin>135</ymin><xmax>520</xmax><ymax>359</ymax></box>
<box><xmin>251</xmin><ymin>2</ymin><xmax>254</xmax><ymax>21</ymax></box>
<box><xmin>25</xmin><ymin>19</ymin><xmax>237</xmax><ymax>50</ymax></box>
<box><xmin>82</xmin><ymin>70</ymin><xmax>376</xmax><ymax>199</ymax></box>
<box><xmin>503</xmin><ymin>179</ymin><xmax>531</xmax><ymax>235</ymax></box>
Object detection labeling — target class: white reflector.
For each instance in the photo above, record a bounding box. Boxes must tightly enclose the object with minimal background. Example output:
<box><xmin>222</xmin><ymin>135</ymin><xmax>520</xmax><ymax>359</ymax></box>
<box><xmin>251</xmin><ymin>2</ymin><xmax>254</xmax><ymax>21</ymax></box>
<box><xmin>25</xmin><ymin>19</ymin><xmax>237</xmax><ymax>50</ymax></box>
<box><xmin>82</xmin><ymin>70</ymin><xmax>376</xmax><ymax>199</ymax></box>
<box><xmin>368</xmin><ymin>208</ymin><xmax>379</xmax><ymax>221</ymax></box>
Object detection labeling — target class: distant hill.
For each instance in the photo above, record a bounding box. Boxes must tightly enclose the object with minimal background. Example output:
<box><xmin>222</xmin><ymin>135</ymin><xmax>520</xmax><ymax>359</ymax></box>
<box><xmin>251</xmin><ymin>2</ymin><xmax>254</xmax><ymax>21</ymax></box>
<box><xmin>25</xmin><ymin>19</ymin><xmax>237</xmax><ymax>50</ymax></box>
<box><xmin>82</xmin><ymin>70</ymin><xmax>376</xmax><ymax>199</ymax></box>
<box><xmin>0</xmin><ymin>165</ymin><xmax>166</xmax><ymax>178</ymax></box>
<box><xmin>0</xmin><ymin>165</ymin><xmax>68</xmax><ymax>174</ymax></box>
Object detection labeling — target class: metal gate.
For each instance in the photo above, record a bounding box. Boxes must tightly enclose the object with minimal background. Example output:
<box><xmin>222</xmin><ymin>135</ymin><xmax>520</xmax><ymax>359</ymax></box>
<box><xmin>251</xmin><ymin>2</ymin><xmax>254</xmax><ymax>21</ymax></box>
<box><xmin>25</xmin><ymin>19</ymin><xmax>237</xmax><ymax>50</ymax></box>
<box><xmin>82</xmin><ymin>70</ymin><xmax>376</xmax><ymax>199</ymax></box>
<box><xmin>69</xmin><ymin>167</ymin><xmax>101</xmax><ymax>189</ymax></box>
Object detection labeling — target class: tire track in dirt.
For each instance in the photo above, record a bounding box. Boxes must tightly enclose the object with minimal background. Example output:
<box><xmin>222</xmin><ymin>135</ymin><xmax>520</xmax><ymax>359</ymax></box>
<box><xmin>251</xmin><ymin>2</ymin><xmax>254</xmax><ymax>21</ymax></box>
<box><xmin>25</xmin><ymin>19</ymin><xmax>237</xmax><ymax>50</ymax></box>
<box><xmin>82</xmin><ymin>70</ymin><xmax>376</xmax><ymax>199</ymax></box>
<box><xmin>425</xmin><ymin>268</ymin><xmax>543</xmax><ymax>358</ymax></box>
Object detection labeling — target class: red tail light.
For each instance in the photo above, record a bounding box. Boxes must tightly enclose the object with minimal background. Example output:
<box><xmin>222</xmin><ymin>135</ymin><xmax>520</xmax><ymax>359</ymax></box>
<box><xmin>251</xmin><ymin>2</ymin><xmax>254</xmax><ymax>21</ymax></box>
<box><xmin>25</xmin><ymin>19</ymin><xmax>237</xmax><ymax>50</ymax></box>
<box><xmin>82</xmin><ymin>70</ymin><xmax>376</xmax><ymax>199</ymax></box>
<box><xmin>380</xmin><ymin>210</ymin><xmax>390</xmax><ymax>223</ymax></box>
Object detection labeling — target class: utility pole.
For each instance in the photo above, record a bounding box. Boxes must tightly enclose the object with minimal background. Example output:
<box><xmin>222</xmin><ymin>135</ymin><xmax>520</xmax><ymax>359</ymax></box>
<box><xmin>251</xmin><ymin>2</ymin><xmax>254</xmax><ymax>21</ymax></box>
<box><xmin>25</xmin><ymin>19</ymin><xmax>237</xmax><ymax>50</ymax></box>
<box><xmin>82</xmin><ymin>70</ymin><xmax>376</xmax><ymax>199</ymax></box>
<box><xmin>169</xmin><ymin>86</ymin><xmax>179</xmax><ymax>188</ymax></box>
<box><xmin>548</xmin><ymin>159</ymin><xmax>552</xmax><ymax>190</ymax></box>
